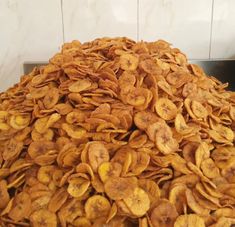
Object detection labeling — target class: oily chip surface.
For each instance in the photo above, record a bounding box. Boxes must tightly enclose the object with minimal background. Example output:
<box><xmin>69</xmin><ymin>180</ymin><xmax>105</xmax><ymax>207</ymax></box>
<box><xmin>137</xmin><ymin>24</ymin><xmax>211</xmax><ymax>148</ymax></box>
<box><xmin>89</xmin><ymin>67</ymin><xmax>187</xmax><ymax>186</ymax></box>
<box><xmin>0</xmin><ymin>37</ymin><xmax>235</xmax><ymax>227</ymax></box>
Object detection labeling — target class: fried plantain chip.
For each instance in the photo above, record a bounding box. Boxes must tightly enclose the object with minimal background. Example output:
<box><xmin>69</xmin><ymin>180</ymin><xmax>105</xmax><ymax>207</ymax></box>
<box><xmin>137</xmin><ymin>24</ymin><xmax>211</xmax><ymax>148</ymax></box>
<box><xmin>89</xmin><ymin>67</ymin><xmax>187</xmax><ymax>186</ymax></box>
<box><xmin>30</xmin><ymin>209</ymin><xmax>57</xmax><ymax>227</ymax></box>
<box><xmin>155</xmin><ymin>98</ymin><xmax>177</xmax><ymax>120</ymax></box>
<box><xmin>123</xmin><ymin>187</ymin><xmax>150</xmax><ymax>217</ymax></box>
<box><xmin>174</xmin><ymin>214</ymin><xmax>205</xmax><ymax>227</ymax></box>
<box><xmin>150</xmin><ymin>199</ymin><xmax>178</xmax><ymax>227</ymax></box>
<box><xmin>104</xmin><ymin>176</ymin><xmax>137</xmax><ymax>200</ymax></box>
<box><xmin>85</xmin><ymin>195</ymin><xmax>111</xmax><ymax>220</ymax></box>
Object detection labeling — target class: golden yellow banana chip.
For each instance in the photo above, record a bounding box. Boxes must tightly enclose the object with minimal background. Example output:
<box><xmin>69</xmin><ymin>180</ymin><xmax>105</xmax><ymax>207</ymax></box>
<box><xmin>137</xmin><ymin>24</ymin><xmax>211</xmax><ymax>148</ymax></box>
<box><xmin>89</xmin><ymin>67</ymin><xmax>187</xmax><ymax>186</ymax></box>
<box><xmin>119</xmin><ymin>53</ymin><xmax>139</xmax><ymax>71</ymax></box>
<box><xmin>43</xmin><ymin>87</ymin><xmax>60</xmax><ymax>109</ymax></box>
<box><xmin>191</xmin><ymin>100</ymin><xmax>208</xmax><ymax>119</ymax></box>
<box><xmin>69</xmin><ymin>79</ymin><xmax>92</xmax><ymax>93</ymax></box>
<box><xmin>195</xmin><ymin>142</ymin><xmax>210</xmax><ymax>168</ymax></box>
<box><xmin>48</xmin><ymin>188</ymin><xmax>69</xmax><ymax>212</ymax></box>
<box><xmin>0</xmin><ymin>180</ymin><xmax>10</xmax><ymax>209</ymax></box>
<box><xmin>201</xmin><ymin>158</ymin><xmax>220</xmax><ymax>179</ymax></box>
<box><xmin>30</xmin><ymin>209</ymin><xmax>57</xmax><ymax>227</ymax></box>
<box><xmin>174</xmin><ymin>214</ymin><xmax>205</xmax><ymax>227</ymax></box>
<box><xmin>88</xmin><ymin>141</ymin><xmax>110</xmax><ymax>172</ymax></box>
<box><xmin>9</xmin><ymin>114</ymin><xmax>31</xmax><ymax>130</ymax></box>
<box><xmin>72</xmin><ymin>217</ymin><xmax>91</xmax><ymax>227</ymax></box>
<box><xmin>169</xmin><ymin>184</ymin><xmax>187</xmax><ymax>214</ymax></box>
<box><xmin>185</xmin><ymin>188</ymin><xmax>210</xmax><ymax>216</ymax></box>
<box><xmin>8</xmin><ymin>192</ymin><xmax>31</xmax><ymax>222</ymax></box>
<box><xmin>155</xmin><ymin>98</ymin><xmax>177</xmax><ymax>120</ymax></box>
<box><xmin>123</xmin><ymin>187</ymin><xmax>150</xmax><ymax>217</ymax></box>
<box><xmin>67</xmin><ymin>177</ymin><xmax>90</xmax><ymax>198</ymax></box>
<box><xmin>30</xmin><ymin>86</ymin><xmax>49</xmax><ymax>99</ymax></box>
<box><xmin>84</xmin><ymin>195</ymin><xmax>111</xmax><ymax>220</ymax></box>
<box><xmin>150</xmin><ymin>199</ymin><xmax>178</xmax><ymax>227</ymax></box>
<box><xmin>62</xmin><ymin>123</ymin><xmax>87</xmax><ymax>139</ymax></box>
<box><xmin>104</xmin><ymin>176</ymin><xmax>137</xmax><ymax>200</ymax></box>
<box><xmin>175</xmin><ymin>113</ymin><xmax>194</xmax><ymax>135</ymax></box>
<box><xmin>155</xmin><ymin>127</ymin><xmax>179</xmax><ymax>155</ymax></box>
<box><xmin>98</xmin><ymin>161</ymin><xmax>122</xmax><ymax>182</ymax></box>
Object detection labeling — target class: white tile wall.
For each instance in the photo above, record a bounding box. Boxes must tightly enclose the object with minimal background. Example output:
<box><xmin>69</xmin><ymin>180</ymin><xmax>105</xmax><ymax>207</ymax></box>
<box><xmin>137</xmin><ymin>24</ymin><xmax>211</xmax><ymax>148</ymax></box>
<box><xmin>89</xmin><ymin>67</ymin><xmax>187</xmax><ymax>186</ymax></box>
<box><xmin>139</xmin><ymin>0</ymin><xmax>213</xmax><ymax>59</ymax></box>
<box><xmin>0</xmin><ymin>0</ymin><xmax>63</xmax><ymax>91</ymax></box>
<box><xmin>0</xmin><ymin>0</ymin><xmax>235</xmax><ymax>92</ymax></box>
<box><xmin>62</xmin><ymin>0</ymin><xmax>138</xmax><ymax>42</ymax></box>
<box><xmin>211</xmin><ymin>0</ymin><xmax>235</xmax><ymax>59</ymax></box>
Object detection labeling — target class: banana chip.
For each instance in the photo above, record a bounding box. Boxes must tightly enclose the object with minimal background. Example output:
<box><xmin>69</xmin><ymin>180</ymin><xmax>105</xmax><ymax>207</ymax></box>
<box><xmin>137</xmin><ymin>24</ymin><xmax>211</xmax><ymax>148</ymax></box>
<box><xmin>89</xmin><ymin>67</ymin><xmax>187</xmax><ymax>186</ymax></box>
<box><xmin>155</xmin><ymin>98</ymin><xmax>177</xmax><ymax>120</ymax></box>
<box><xmin>30</xmin><ymin>209</ymin><xmax>57</xmax><ymax>227</ymax></box>
<box><xmin>98</xmin><ymin>161</ymin><xmax>122</xmax><ymax>182</ymax></box>
<box><xmin>85</xmin><ymin>195</ymin><xmax>111</xmax><ymax>220</ymax></box>
<box><xmin>123</xmin><ymin>187</ymin><xmax>150</xmax><ymax>217</ymax></box>
<box><xmin>10</xmin><ymin>114</ymin><xmax>31</xmax><ymax>130</ymax></box>
<box><xmin>104</xmin><ymin>176</ymin><xmax>137</xmax><ymax>200</ymax></box>
<box><xmin>8</xmin><ymin>192</ymin><xmax>31</xmax><ymax>222</ymax></box>
<box><xmin>88</xmin><ymin>141</ymin><xmax>109</xmax><ymax>172</ymax></box>
<box><xmin>0</xmin><ymin>180</ymin><xmax>10</xmax><ymax>209</ymax></box>
<box><xmin>201</xmin><ymin>158</ymin><xmax>220</xmax><ymax>179</ymax></box>
<box><xmin>119</xmin><ymin>53</ymin><xmax>139</xmax><ymax>71</ymax></box>
<box><xmin>150</xmin><ymin>199</ymin><xmax>178</xmax><ymax>227</ymax></box>
<box><xmin>43</xmin><ymin>87</ymin><xmax>60</xmax><ymax>109</ymax></box>
<box><xmin>169</xmin><ymin>184</ymin><xmax>187</xmax><ymax>214</ymax></box>
<box><xmin>69</xmin><ymin>79</ymin><xmax>92</xmax><ymax>93</ymax></box>
<box><xmin>67</xmin><ymin>177</ymin><xmax>90</xmax><ymax>198</ymax></box>
<box><xmin>174</xmin><ymin>214</ymin><xmax>205</xmax><ymax>227</ymax></box>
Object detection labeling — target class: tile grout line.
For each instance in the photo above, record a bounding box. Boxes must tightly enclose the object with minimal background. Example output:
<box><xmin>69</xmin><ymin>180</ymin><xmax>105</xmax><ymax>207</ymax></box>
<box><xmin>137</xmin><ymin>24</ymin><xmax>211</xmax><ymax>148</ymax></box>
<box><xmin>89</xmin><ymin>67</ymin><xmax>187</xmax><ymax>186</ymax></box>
<box><xmin>60</xmin><ymin>0</ymin><xmax>65</xmax><ymax>43</ymax></box>
<box><xmin>209</xmin><ymin>0</ymin><xmax>214</xmax><ymax>59</ymax></box>
<box><xmin>137</xmin><ymin>0</ymin><xmax>139</xmax><ymax>41</ymax></box>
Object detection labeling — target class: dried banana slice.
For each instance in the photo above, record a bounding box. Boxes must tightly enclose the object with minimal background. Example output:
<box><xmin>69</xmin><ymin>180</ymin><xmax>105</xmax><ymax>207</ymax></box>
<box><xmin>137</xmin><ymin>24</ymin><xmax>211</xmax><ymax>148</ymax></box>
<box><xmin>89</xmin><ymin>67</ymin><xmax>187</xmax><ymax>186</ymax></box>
<box><xmin>155</xmin><ymin>128</ymin><xmax>179</xmax><ymax>155</ymax></box>
<box><xmin>119</xmin><ymin>53</ymin><xmax>139</xmax><ymax>71</ymax></box>
<box><xmin>48</xmin><ymin>188</ymin><xmax>69</xmax><ymax>212</ymax></box>
<box><xmin>0</xmin><ymin>180</ymin><xmax>10</xmax><ymax>209</ymax></box>
<box><xmin>72</xmin><ymin>217</ymin><xmax>91</xmax><ymax>227</ymax></box>
<box><xmin>175</xmin><ymin>113</ymin><xmax>194</xmax><ymax>135</ymax></box>
<box><xmin>2</xmin><ymin>139</ymin><xmax>23</xmax><ymax>161</ymax></box>
<box><xmin>123</xmin><ymin>187</ymin><xmax>150</xmax><ymax>216</ymax></box>
<box><xmin>185</xmin><ymin>188</ymin><xmax>210</xmax><ymax>216</ymax></box>
<box><xmin>84</xmin><ymin>195</ymin><xmax>111</xmax><ymax>220</ymax></box>
<box><xmin>43</xmin><ymin>87</ymin><xmax>60</xmax><ymax>109</ymax></box>
<box><xmin>195</xmin><ymin>142</ymin><xmax>210</xmax><ymax>168</ymax></box>
<box><xmin>191</xmin><ymin>100</ymin><xmax>208</xmax><ymax>119</ymax></box>
<box><xmin>98</xmin><ymin>161</ymin><xmax>122</xmax><ymax>182</ymax></box>
<box><xmin>155</xmin><ymin>98</ymin><xmax>177</xmax><ymax>120</ymax></box>
<box><xmin>201</xmin><ymin>158</ymin><xmax>220</xmax><ymax>179</ymax></box>
<box><xmin>8</xmin><ymin>192</ymin><xmax>31</xmax><ymax>222</ymax></box>
<box><xmin>30</xmin><ymin>86</ymin><xmax>49</xmax><ymax>99</ymax></box>
<box><xmin>134</xmin><ymin>110</ymin><xmax>159</xmax><ymax>130</ymax></box>
<box><xmin>169</xmin><ymin>184</ymin><xmax>187</xmax><ymax>214</ymax></box>
<box><xmin>118</xmin><ymin>71</ymin><xmax>136</xmax><ymax>87</ymax></box>
<box><xmin>31</xmin><ymin>128</ymin><xmax>54</xmax><ymax>141</ymax></box>
<box><xmin>150</xmin><ymin>199</ymin><xmax>178</xmax><ymax>227</ymax></box>
<box><xmin>37</xmin><ymin>165</ymin><xmax>55</xmax><ymax>184</ymax></box>
<box><xmin>67</xmin><ymin>177</ymin><xmax>90</xmax><ymax>198</ymax></box>
<box><xmin>62</xmin><ymin>123</ymin><xmax>87</xmax><ymax>139</ymax></box>
<box><xmin>69</xmin><ymin>79</ymin><xmax>92</xmax><ymax>93</ymax></box>
<box><xmin>138</xmin><ymin>179</ymin><xmax>160</xmax><ymax>206</ymax></box>
<box><xmin>174</xmin><ymin>214</ymin><xmax>205</xmax><ymax>227</ymax></box>
<box><xmin>104</xmin><ymin>176</ymin><xmax>137</xmax><ymax>200</ymax></box>
<box><xmin>66</xmin><ymin>110</ymin><xmax>85</xmax><ymax>124</ymax></box>
<box><xmin>221</xmin><ymin>158</ymin><xmax>235</xmax><ymax>183</ymax></box>
<box><xmin>88</xmin><ymin>142</ymin><xmax>109</xmax><ymax>172</ymax></box>
<box><xmin>30</xmin><ymin>209</ymin><xmax>57</xmax><ymax>227</ymax></box>
<box><xmin>9</xmin><ymin>114</ymin><xmax>31</xmax><ymax>130</ymax></box>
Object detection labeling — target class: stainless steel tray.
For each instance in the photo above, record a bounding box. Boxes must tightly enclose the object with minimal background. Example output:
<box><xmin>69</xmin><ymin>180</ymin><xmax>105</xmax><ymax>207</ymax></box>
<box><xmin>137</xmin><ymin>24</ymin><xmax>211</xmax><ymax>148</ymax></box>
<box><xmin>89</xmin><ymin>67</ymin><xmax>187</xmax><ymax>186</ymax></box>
<box><xmin>24</xmin><ymin>60</ymin><xmax>235</xmax><ymax>90</ymax></box>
